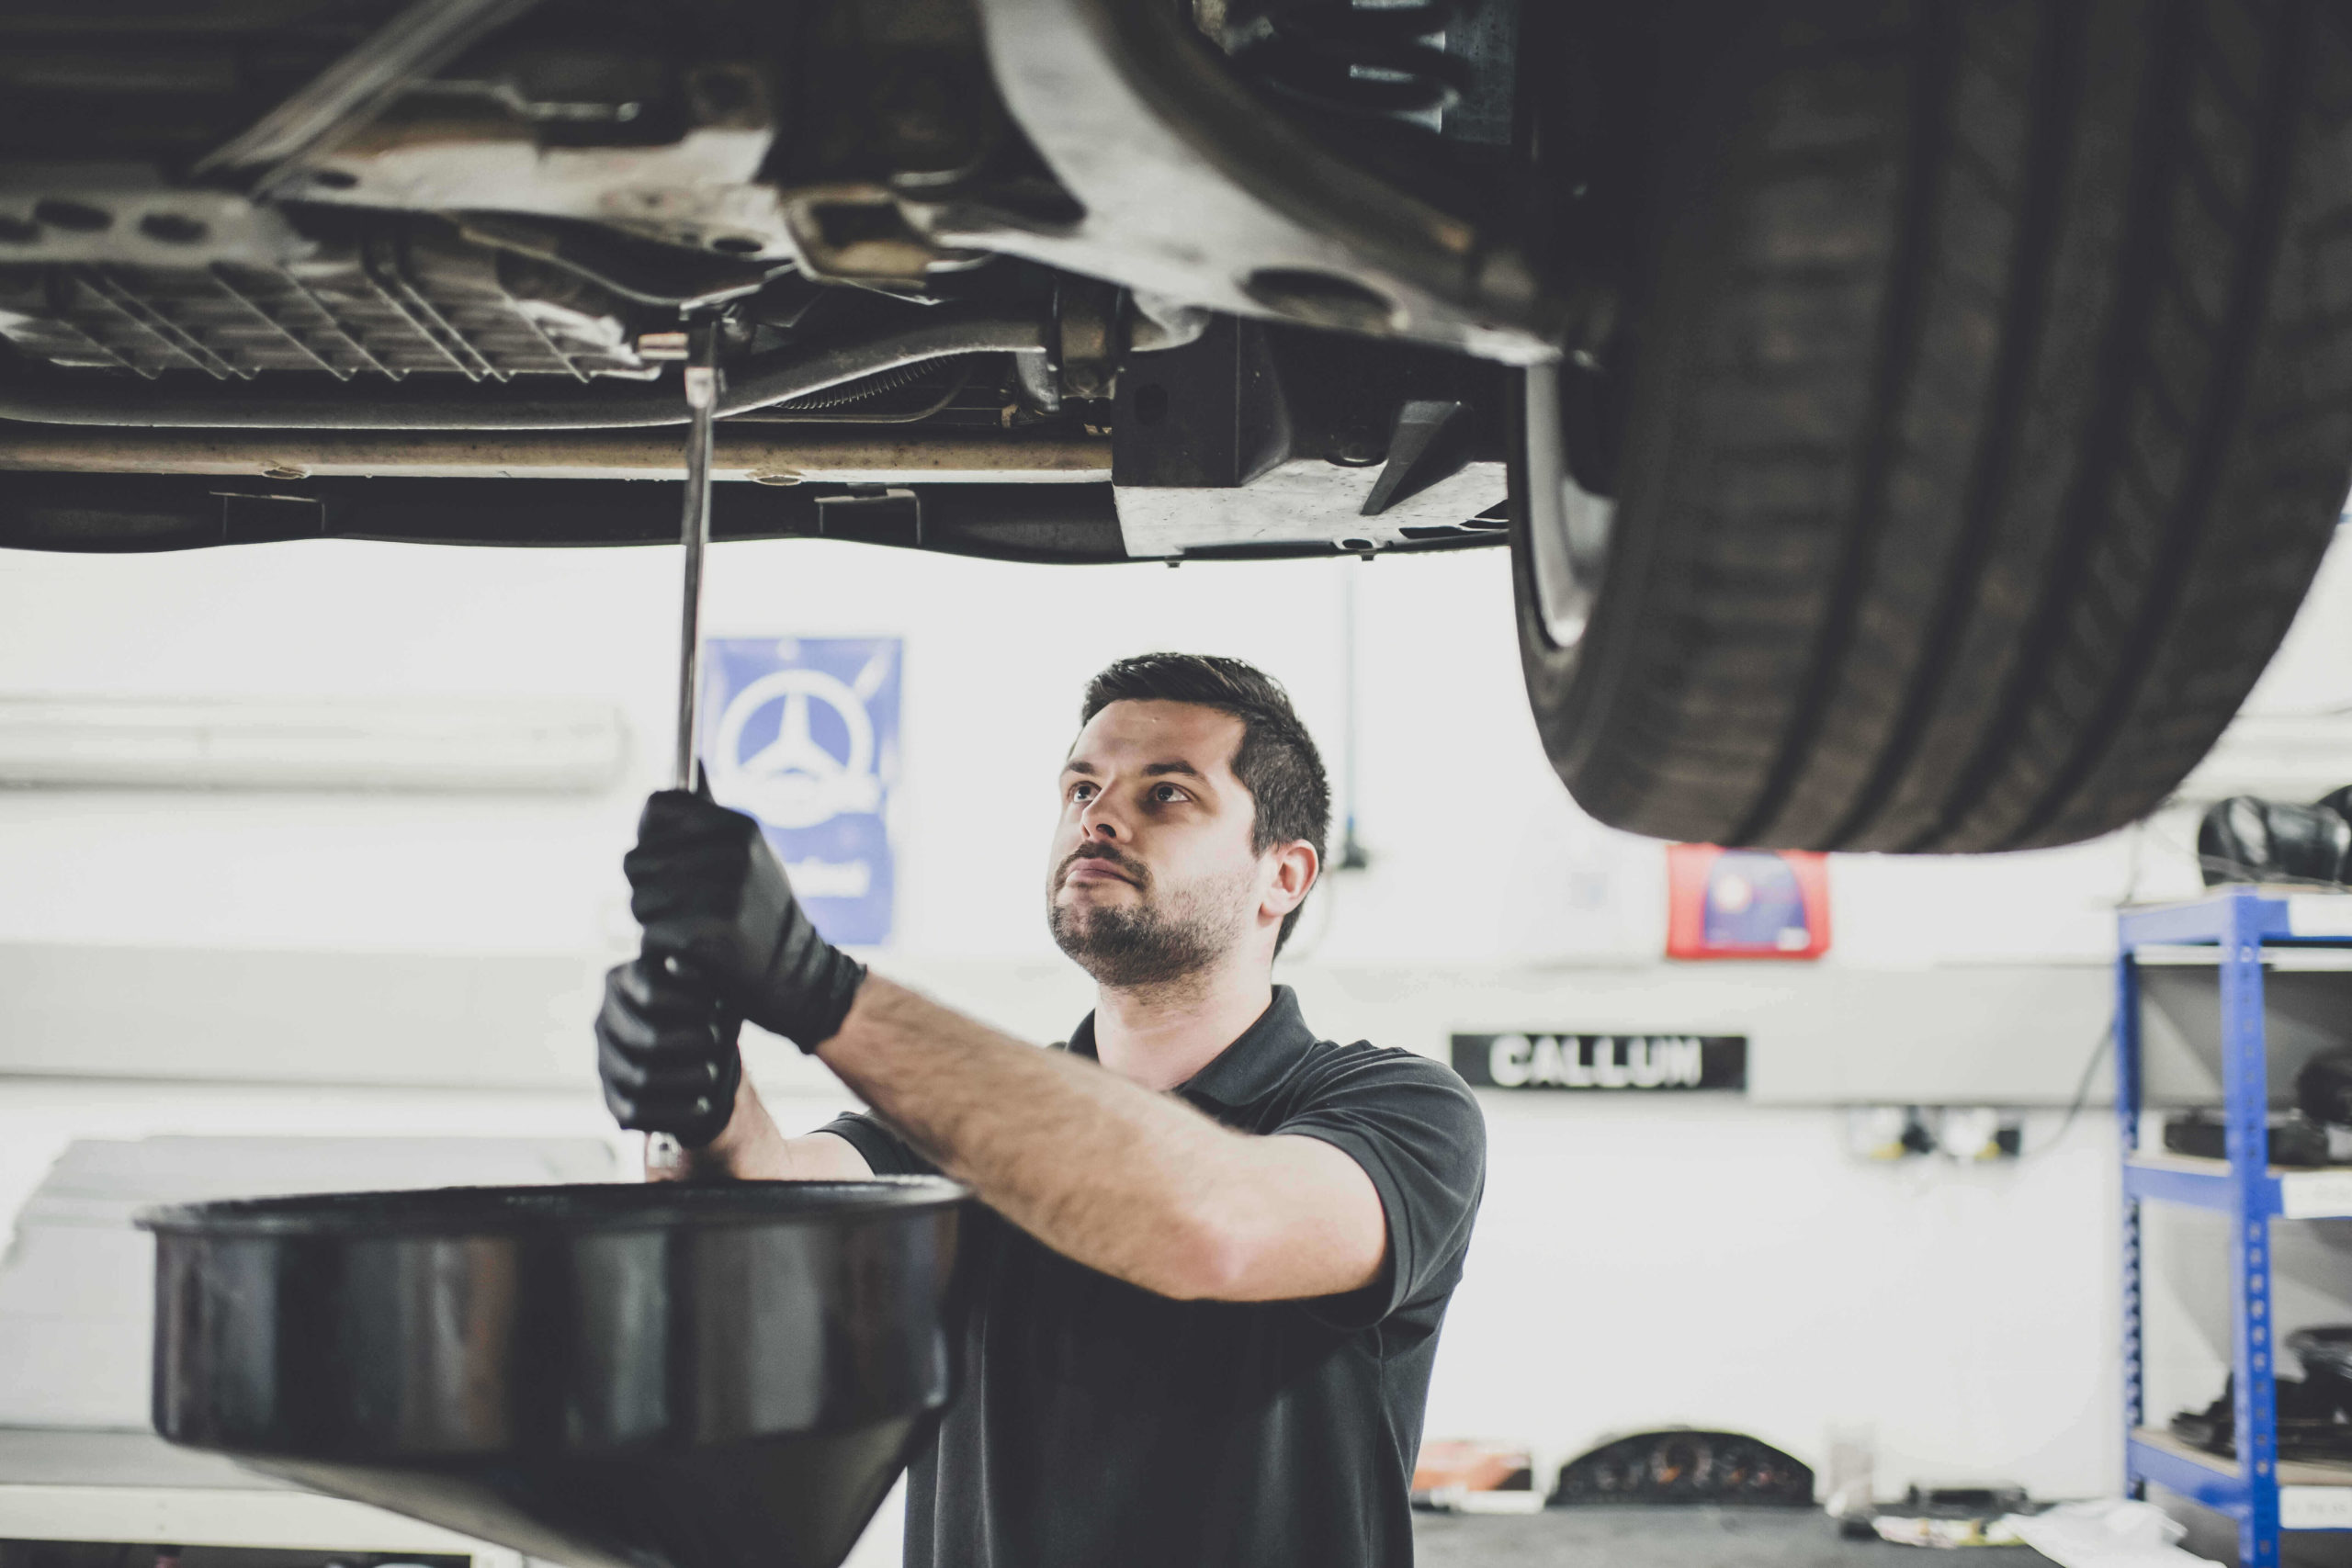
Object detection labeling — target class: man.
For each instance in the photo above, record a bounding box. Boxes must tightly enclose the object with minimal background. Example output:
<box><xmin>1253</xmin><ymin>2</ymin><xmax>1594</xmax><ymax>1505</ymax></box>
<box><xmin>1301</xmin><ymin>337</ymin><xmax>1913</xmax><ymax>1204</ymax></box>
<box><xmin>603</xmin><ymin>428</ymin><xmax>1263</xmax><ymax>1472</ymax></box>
<box><xmin>595</xmin><ymin>652</ymin><xmax>1486</xmax><ymax>1568</ymax></box>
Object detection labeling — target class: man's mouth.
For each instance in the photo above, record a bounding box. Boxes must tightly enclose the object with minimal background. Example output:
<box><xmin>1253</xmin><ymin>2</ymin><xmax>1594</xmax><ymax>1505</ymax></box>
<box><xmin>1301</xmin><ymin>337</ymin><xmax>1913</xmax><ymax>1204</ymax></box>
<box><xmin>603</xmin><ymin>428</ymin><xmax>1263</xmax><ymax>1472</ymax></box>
<box><xmin>1061</xmin><ymin>852</ymin><xmax>1140</xmax><ymax>889</ymax></box>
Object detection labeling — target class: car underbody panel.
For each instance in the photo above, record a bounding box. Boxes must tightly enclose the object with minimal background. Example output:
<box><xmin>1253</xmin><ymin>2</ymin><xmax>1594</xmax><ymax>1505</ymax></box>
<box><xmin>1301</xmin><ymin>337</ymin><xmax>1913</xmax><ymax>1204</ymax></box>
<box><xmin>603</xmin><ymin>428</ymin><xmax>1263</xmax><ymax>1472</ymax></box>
<box><xmin>10</xmin><ymin>0</ymin><xmax>2349</xmax><ymax>857</ymax></box>
<box><xmin>0</xmin><ymin>0</ymin><xmax>1545</xmax><ymax>562</ymax></box>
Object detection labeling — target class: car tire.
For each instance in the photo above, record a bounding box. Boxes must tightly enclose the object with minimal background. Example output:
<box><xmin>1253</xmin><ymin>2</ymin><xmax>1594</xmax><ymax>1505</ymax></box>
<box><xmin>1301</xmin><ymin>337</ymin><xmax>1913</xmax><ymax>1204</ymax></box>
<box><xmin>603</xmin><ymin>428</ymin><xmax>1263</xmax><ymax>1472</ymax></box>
<box><xmin>1514</xmin><ymin>0</ymin><xmax>2352</xmax><ymax>852</ymax></box>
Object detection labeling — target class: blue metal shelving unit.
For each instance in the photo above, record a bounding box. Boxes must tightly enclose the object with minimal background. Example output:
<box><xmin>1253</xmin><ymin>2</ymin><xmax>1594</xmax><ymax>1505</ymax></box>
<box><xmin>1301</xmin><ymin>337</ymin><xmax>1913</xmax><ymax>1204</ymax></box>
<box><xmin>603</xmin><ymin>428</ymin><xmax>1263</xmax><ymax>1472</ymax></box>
<box><xmin>2120</xmin><ymin>889</ymin><xmax>2352</xmax><ymax>1566</ymax></box>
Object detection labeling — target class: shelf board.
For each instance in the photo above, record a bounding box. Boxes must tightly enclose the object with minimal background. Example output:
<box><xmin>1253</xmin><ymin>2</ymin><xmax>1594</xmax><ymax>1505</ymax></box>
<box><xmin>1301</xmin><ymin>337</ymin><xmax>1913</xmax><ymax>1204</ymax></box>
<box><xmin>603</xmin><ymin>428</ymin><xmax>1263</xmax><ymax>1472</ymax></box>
<box><xmin>2124</xmin><ymin>1155</ymin><xmax>2352</xmax><ymax>1219</ymax></box>
<box><xmin>2134</xmin><ymin>1427</ymin><xmax>2352</xmax><ymax>1489</ymax></box>
<box><xmin>2133</xmin><ymin>1427</ymin><xmax>2352</xmax><ymax>1525</ymax></box>
<box><xmin>2120</xmin><ymin>891</ymin><xmax>2352</xmax><ymax>950</ymax></box>
<box><xmin>2130</xmin><ymin>1152</ymin><xmax>2245</xmax><ymax>1176</ymax></box>
<box><xmin>2125</xmin><ymin>1155</ymin><xmax>2276</xmax><ymax>1214</ymax></box>
<box><xmin>2134</xmin><ymin>945</ymin><xmax>2352</xmax><ymax>970</ymax></box>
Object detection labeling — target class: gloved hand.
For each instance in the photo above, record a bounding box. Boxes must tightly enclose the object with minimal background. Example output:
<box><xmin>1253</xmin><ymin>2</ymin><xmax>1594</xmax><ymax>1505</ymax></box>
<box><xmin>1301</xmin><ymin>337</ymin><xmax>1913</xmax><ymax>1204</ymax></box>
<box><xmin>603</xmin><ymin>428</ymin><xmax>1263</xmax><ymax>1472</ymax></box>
<box><xmin>595</xmin><ymin>954</ymin><xmax>743</xmax><ymax>1147</ymax></box>
<box><xmin>623</xmin><ymin>788</ymin><xmax>866</xmax><ymax>1052</ymax></box>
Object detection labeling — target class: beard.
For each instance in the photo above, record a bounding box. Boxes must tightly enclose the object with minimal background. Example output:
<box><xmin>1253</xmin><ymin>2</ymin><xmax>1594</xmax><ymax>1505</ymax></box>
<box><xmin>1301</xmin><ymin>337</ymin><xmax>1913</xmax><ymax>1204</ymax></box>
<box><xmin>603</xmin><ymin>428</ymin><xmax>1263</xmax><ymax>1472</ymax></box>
<box><xmin>1047</xmin><ymin>850</ymin><xmax>1253</xmax><ymax>990</ymax></box>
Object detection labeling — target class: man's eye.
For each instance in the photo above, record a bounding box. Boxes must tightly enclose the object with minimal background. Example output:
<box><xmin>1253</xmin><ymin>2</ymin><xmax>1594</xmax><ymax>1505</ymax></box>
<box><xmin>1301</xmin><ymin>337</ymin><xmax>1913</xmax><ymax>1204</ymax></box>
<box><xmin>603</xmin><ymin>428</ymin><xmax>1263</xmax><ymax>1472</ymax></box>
<box><xmin>1152</xmin><ymin>784</ymin><xmax>1187</xmax><ymax>803</ymax></box>
<box><xmin>1070</xmin><ymin>783</ymin><xmax>1095</xmax><ymax>803</ymax></box>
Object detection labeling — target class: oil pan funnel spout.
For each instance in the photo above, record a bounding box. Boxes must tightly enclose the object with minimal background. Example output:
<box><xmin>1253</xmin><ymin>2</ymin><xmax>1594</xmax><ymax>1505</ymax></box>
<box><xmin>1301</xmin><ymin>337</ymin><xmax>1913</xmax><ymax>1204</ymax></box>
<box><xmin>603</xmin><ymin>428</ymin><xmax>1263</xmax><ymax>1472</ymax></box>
<box><xmin>140</xmin><ymin>1179</ymin><xmax>970</xmax><ymax>1568</ymax></box>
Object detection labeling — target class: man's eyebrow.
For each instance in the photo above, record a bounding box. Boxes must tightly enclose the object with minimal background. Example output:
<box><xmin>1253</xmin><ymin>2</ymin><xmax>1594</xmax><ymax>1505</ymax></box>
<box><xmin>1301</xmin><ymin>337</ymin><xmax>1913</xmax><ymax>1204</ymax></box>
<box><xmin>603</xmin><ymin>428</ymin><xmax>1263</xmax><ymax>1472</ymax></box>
<box><xmin>1057</xmin><ymin>759</ymin><xmax>1208</xmax><ymax>779</ymax></box>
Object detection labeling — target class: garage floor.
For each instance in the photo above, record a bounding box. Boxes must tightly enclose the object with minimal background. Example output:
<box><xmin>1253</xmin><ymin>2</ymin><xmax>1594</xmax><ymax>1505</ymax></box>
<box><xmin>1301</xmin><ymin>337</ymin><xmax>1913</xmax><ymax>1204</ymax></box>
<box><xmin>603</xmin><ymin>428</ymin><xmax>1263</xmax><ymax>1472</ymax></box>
<box><xmin>1411</xmin><ymin>1506</ymin><xmax>2054</xmax><ymax>1568</ymax></box>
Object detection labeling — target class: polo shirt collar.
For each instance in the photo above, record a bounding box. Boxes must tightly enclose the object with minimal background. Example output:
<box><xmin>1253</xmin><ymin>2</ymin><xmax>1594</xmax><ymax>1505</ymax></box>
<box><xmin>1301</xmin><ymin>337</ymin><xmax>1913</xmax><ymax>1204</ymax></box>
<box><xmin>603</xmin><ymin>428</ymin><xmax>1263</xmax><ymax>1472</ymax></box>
<box><xmin>1064</xmin><ymin>986</ymin><xmax>1319</xmax><ymax>1108</ymax></box>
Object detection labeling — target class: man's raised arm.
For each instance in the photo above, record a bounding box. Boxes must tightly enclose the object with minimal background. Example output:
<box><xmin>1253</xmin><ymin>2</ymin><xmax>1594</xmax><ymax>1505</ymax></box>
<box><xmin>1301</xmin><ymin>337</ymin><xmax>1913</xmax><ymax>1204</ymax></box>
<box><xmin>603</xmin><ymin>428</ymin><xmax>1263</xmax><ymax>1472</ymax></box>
<box><xmin>810</xmin><ymin>975</ymin><xmax>1386</xmax><ymax>1302</ymax></box>
<box><xmin>594</xmin><ymin>789</ymin><xmax>1387</xmax><ymax>1302</ymax></box>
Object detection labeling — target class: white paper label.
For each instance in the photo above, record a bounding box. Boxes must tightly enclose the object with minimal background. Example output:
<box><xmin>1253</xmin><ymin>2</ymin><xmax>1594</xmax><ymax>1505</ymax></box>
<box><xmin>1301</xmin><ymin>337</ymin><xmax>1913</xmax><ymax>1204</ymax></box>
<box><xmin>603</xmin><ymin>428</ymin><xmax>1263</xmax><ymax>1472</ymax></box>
<box><xmin>2281</xmin><ymin>1488</ymin><xmax>2352</xmax><ymax>1529</ymax></box>
<box><xmin>2289</xmin><ymin>896</ymin><xmax>2352</xmax><ymax>938</ymax></box>
<box><xmin>2280</xmin><ymin>1171</ymin><xmax>2352</xmax><ymax>1219</ymax></box>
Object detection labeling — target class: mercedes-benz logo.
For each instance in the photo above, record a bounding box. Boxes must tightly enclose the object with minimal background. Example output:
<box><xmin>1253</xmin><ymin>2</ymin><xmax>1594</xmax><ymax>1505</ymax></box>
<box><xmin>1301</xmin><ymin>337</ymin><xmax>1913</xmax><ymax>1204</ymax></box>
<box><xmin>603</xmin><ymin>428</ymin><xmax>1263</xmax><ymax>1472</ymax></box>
<box><xmin>711</xmin><ymin>657</ymin><xmax>888</xmax><ymax>829</ymax></box>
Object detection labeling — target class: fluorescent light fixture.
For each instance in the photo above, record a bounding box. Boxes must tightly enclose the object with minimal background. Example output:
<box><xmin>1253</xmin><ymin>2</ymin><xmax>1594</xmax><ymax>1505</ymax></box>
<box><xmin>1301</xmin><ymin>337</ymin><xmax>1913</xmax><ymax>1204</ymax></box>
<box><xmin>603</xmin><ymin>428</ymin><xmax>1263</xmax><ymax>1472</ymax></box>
<box><xmin>0</xmin><ymin>695</ymin><xmax>628</xmax><ymax>793</ymax></box>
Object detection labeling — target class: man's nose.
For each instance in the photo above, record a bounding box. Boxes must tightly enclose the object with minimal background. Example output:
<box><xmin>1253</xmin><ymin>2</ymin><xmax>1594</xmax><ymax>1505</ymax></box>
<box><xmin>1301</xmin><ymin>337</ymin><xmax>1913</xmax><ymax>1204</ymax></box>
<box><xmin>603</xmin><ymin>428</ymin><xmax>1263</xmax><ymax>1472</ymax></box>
<box><xmin>1078</xmin><ymin>796</ymin><xmax>1125</xmax><ymax>840</ymax></box>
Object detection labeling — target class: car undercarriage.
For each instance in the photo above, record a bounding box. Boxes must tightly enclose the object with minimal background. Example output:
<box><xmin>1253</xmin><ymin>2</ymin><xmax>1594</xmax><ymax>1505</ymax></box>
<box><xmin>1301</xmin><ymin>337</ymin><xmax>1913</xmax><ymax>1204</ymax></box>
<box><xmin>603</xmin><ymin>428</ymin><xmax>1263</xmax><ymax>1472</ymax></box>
<box><xmin>6</xmin><ymin>0</ymin><xmax>2352</xmax><ymax>854</ymax></box>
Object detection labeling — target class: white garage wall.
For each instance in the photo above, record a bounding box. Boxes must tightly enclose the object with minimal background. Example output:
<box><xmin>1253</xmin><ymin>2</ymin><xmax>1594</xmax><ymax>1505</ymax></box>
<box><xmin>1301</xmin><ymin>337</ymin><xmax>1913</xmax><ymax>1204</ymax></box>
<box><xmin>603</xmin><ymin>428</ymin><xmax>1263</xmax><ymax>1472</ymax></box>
<box><xmin>1431</xmin><ymin>1097</ymin><xmax>2123</xmax><ymax>1499</ymax></box>
<box><xmin>2</xmin><ymin>519</ymin><xmax>2349</xmax><ymax>1504</ymax></box>
<box><xmin>0</xmin><ymin>530</ymin><xmax>2226</xmax><ymax>964</ymax></box>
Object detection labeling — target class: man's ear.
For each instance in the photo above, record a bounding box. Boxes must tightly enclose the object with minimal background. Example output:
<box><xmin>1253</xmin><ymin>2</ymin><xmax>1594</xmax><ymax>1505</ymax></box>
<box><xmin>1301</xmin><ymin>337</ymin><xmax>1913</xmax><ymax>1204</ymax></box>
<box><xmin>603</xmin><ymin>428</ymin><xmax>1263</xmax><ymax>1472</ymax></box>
<box><xmin>1263</xmin><ymin>840</ymin><xmax>1320</xmax><ymax>919</ymax></box>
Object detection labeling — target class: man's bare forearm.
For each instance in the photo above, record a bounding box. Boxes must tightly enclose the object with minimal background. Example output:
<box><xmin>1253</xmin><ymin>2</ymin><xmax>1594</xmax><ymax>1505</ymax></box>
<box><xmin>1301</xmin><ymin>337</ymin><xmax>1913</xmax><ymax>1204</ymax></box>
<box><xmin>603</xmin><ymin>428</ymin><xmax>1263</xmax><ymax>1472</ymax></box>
<box><xmin>673</xmin><ymin>1078</ymin><xmax>872</xmax><ymax>1181</ymax></box>
<box><xmin>809</xmin><ymin>976</ymin><xmax>1382</xmax><ymax>1300</ymax></box>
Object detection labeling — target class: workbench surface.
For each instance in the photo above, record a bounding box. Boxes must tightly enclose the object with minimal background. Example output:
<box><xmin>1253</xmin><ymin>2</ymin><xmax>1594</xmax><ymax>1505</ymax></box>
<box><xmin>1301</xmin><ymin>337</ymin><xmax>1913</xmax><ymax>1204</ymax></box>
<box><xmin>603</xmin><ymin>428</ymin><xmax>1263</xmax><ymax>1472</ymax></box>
<box><xmin>1</xmin><ymin>1438</ymin><xmax>2064</xmax><ymax>1568</ymax></box>
<box><xmin>1412</xmin><ymin>1506</ymin><xmax>2056</xmax><ymax>1568</ymax></box>
<box><xmin>0</xmin><ymin>1428</ymin><xmax>292</xmax><ymax>1491</ymax></box>
<box><xmin>0</xmin><ymin>1427</ymin><xmax>515</xmax><ymax>1564</ymax></box>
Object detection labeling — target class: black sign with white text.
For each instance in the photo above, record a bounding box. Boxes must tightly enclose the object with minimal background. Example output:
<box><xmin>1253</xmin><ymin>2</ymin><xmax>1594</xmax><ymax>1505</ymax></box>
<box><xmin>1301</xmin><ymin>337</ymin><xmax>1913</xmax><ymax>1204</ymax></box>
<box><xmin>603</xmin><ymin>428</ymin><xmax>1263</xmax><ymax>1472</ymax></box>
<box><xmin>1451</xmin><ymin>1033</ymin><xmax>1748</xmax><ymax>1092</ymax></box>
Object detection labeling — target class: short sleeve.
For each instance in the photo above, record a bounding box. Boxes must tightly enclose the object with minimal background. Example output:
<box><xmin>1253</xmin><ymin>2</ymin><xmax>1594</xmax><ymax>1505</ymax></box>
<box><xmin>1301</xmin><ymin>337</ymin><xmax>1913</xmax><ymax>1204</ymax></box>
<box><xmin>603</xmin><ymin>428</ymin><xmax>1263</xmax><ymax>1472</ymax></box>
<box><xmin>819</xmin><ymin>1111</ymin><xmax>939</xmax><ymax>1178</ymax></box>
<box><xmin>1274</xmin><ymin>1047</ymin><xmax>1487</xmax><ymax>1330</ymax></box>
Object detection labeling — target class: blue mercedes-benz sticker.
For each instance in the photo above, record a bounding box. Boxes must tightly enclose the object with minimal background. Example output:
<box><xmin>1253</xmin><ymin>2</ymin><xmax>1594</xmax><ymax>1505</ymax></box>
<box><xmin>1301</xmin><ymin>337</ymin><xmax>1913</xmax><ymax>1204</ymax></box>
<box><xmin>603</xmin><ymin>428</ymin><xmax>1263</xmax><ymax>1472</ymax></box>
<box><xmin>700</xmin><ymin>636</ymin><xmax>901</xmax><ymax>946</ymax></box>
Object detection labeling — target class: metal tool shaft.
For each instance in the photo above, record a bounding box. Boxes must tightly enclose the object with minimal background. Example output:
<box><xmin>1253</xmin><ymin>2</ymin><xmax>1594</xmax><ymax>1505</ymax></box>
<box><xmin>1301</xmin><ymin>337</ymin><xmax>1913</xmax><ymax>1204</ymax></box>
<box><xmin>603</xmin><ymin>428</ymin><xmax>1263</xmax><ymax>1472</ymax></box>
<box><xmin>674</xmin><ymin>325</ymin><xmax>719</xmax><ymax>790</ymax></box>
<box><xmin>649</xmin><ymin>324</ymin><xmax>721</xmax><ymax>1180</ymax></box>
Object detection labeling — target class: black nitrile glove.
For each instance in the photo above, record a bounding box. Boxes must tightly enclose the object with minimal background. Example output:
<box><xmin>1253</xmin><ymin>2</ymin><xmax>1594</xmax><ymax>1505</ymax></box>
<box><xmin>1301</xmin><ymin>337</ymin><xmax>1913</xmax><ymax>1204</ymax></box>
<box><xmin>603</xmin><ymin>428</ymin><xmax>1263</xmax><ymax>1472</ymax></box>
<box><xmin>623</xmin><ymin>788</ymin><xmax>866</xmax><ymax>1052</ymax></box>
<box><xmin>595</xmin><ymin>955</ymin><xmax>743</xmax><ymax>1146</ymax></box>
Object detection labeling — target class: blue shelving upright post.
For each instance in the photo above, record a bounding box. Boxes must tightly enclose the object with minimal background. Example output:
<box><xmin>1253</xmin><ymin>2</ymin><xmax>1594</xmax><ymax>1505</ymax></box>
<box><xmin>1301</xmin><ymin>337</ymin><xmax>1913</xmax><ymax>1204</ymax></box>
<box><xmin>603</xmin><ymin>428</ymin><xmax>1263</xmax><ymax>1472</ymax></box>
<box><xmin>2118</xmin><ymin>888</ymin><xmax>2330</xmax><ymax>1568</ymax></box>
<box><xmin>2119</xmin><ymin>940</ymin><xmax>2145</xmax><ymax>1476</ymax></box>
<box><xmin>2220</xmin><ymin>897</ymin><xmax>2280</xmax><ymax>1568</ymax></box>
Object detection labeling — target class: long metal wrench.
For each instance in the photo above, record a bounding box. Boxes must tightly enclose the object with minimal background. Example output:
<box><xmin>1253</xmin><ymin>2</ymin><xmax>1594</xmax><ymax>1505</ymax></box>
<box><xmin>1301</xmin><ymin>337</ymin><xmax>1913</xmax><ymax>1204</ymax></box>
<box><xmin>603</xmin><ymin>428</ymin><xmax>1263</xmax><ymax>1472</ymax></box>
<box><xmin>646</xmin><ymin>322</ymin><xmax>721</xmax><ymax>1180</ymax></box>
<box><xmin>673</xmin><ymin>324</ymin><xmax>719</xmax><ymax>790</ymax></box>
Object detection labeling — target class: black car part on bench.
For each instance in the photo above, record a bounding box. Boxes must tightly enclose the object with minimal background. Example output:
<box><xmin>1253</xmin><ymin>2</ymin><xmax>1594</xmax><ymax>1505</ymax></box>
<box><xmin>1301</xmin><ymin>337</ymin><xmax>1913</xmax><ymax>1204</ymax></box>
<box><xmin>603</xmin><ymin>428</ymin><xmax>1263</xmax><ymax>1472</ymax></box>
<box><xmin>1549</xmin><ymin>1428</ymin><xmax>1815</xmax><ymax>1507</ymax></box>
<box><xmin>2198</xmin><ymin>794</ymin><xmax>2352</xmax><ymax>888</ymax></box>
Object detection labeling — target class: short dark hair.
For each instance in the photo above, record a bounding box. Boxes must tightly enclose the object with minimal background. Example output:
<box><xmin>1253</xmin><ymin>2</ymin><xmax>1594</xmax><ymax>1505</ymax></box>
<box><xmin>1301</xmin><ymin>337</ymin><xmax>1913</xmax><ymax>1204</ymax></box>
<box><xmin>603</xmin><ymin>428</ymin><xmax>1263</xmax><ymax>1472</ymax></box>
<box><xmin>1080</xmin><ymin>653</ymin><xmax>1329</xmax><ymax>953</ymax></box>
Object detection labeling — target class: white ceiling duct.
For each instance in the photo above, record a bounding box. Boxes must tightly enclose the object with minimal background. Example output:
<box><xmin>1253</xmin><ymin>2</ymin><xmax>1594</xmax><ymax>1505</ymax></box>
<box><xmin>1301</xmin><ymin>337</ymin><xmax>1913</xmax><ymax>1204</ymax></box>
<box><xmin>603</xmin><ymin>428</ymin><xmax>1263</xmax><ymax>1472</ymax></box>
<box><xmin>0</xmin><ymin>695</ymin><xmax>628</xmax><ymax>793</ymax></box>
<box><xmin>2174</xmin><ymin>710</ymin><xmax>2352</xmax><ymax>807</ymax></box>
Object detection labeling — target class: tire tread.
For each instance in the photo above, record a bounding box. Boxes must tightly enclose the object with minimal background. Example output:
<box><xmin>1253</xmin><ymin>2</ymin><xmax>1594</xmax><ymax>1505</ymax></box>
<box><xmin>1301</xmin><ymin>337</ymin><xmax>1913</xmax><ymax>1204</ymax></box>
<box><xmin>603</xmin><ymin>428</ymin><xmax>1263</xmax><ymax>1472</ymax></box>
<box><xmin>1521</xmin><ymin>0</ymin><xmax>2352</xmax><ymax>854</ymax></box>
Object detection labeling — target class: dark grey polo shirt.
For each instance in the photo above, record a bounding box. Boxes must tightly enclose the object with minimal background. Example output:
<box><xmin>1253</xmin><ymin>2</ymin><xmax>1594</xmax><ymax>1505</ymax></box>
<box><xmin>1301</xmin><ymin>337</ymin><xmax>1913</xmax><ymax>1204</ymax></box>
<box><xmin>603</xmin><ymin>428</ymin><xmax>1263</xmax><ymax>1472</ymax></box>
<box><xmin>821</xmin><ymin>986</ymin><xmax>1487</xmax><ymax>1568</ymax></box>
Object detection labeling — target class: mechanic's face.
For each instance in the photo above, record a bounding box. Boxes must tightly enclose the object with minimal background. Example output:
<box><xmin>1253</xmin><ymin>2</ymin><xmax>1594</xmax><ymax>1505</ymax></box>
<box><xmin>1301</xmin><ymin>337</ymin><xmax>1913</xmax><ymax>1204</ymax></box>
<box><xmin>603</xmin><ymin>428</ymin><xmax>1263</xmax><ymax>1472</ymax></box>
<box><xmin>1047</xmin><ymin>700</ymin><xmax>1290</xmax><ymax>987</ymax></box>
